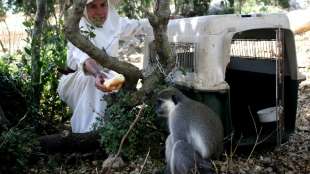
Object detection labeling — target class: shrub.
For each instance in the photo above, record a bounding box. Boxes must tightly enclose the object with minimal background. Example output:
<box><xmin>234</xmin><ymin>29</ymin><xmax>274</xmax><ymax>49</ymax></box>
<box><xmin>0</xmin><ymin>127</ymin><xmax>40</xmax><ymax>173</ymax></box>
<box><xmin>97</xmin><ymin>91</ymin><xmax>167</xmax><ymax>160</ymax></box>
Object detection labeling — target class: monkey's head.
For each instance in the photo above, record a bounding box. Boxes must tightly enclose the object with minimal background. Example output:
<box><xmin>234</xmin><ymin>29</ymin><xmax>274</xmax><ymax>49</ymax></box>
<box><xmin>155</xmin><ymin>87</ymin><xmax>184</xmax><ymax>117</ymax></box>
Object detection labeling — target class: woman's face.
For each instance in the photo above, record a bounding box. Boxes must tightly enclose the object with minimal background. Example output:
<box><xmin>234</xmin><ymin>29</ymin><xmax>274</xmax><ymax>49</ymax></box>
<box><xmin>86</xmin><ymin>0</ymin><xmax>108</xmax><ymax>26</ymax></box>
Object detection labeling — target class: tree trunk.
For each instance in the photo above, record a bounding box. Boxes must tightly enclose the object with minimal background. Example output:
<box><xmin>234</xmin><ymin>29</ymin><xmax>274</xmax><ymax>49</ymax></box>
<box><xmin>228</xmin><ymin>0</ymin><xmax>234</xmax><ymax>8</ymax></box>
<box><xmin>0</xmin><ymin>104</ymin><xmax>9</xmax><ymax>128</ymax></box>
<box><xmin>31</xmin><ymin>0</ymin><xmax>47</xmax><ymax>109</ymax></box>
<box><xmin>38</xmin><ymin>131</ymin><xmax>102</xmax><ymax>153</ymax></box>
<box><xmin>148</xmin><ymin>0</ymin><xmax>173</xmax><ymax>69</ymax></box>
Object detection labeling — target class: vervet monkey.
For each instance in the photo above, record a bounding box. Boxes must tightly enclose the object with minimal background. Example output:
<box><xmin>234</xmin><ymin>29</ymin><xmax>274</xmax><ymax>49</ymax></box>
<box><xmin>156</xmin><ymin>87</ymin><xmax>224</xmax><ymax>174</ymax></box>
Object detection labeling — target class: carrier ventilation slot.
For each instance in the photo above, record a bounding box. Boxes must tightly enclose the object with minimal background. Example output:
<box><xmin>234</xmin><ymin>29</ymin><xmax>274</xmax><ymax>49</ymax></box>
<box><xmin>149</xmin><ymin>42</ymin><xmax>197</xmax><ymax>73</ymax></box>
<box><xmin>230</xmin><ymin>39</ymin><xmax>282</xmax><ymax>60</ymax></box>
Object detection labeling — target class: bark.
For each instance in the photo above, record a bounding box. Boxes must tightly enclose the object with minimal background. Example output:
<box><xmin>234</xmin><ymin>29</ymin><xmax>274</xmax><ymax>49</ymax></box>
<box><xmin>63</xmin><ymin>0</ymin><xmax>142</xmax><ymax>90</ymax></box>
<box><xmin>38</xmin><ymin>131</ymin><xmax>102</xmax><ymax>153</ymax></box>
<box><xmin>118</xmin><ymin>0</ymin><xmax>173</xmax><ymax>105</ymax></box>
<box><xmin>135</xmin><ymin>0</ymin><xmax>173</xmax><ymax>100</ymax></box>
<box><xmin>228</xmin><ymin>0</ymin><xmax>234</xmax><ymax>8</ymax></box>
<box><xmin>147</xmin><ymin>0</ymin><xmax>174</xmax><ymax>69</ymax></box>
<box><xmin>31</xmin><ymin>0</ymin><xmax>47</xmax><ymax>109</ymax></box>
<box><xmin>0</xmin><ymin>104</ymin><xmax>9</xmax><ymax>128</ymax></box>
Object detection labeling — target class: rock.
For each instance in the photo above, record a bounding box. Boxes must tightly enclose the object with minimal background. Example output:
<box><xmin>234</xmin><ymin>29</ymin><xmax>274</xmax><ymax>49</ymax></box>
<box><xmin>129</xmin><ymin>168</ymin><xmax>139</xmax><ymax>174</ymax></box>
<box><xmin>254</xmin><ymin>165</ymin><xmax>263</xmax><ymax>171</ymax></box>
<box><xmin>262</xmin><ymin>157</ymin><xmax>272</xmax><ymax>164</ymax></box>
<box><xmin>101</xmin><ymin>155</ymin><xmax>126</xmax><ymax>170</ymax></box>
<box><xmin>266</xmin><ymin>167</ymin><xmax>273</xmax><ymax>172</ymax></box>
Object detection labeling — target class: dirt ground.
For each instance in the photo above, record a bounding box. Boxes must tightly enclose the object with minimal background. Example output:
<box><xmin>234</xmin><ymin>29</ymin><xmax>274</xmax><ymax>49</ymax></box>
<box><xmin>212</xmin><ymin>32</ymin><xmax>310</xmax><ymax>174</ymax></box>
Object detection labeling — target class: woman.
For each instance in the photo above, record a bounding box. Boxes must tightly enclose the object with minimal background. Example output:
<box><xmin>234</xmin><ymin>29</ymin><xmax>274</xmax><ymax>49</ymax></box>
<box><xmin>57</xmin><ymin>0</ymin><xmax>149</xmax><ymax>133</ymax></box>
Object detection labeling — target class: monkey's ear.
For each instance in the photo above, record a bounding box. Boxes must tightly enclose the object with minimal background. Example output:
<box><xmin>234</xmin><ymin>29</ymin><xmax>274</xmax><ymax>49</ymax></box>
<box><xmin>171</xmin><ymin>94</ymin><xmax>179</xmax><ymax>105</ymax></box>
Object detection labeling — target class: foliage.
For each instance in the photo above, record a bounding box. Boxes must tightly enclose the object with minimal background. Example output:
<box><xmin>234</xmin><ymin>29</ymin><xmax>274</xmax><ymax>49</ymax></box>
<box><xmin>174</xmin><ymin>0</ymin><xmax>211</xmax><ymax>16</ymax></box>
<box><xmin>0</xmin><ymin>127</ymin><xmax>40</xmax><ymax>173</ymax></box>
<box><xmin>97</xmin><ymin>90</ymin><xmax>168</xmax><ymax>161</ymax></box>
<box><xmin>0</xmin><ymin>1</ymin><xmax>6</xmax><ymax>17</ymax></box>
<box><xmin>239</xmin><ymin>0</ymin><xmax>288</xmax><ymax>14</ymax></box>
<box><xmin>26</xmin><ymin>18</ymin><xmax>69</xmax><ymax>133</ymax></box>
<box><xmin>117</xmin><ymin>0</ymin><xmax>153</xmax><ymax>19</ymax></box>
<box><xmin>5</xmin><ymin>0</ymin><xmax>57</xmax><ymax>15</ymax></box>
<box><xmin>0</xmin><ymin>56</ymin><xmax>28</xmax><ymax>127</ymax></box>
<box><xmin>0</xmin><ymin>15</ymin><xmax>69</xmax><ymax>133</ymax></box>
<box><xmin>5</xmin><ymin>0</ymin><xmax>36</xmax><ymax>14</ymax></box>
<box><xmin>37</xmin><ymin>19</ymin><xmax>70</xmax><ymax>132</ymax></box>
<box><xmin>278</xmin><ymin>0</ymin><xmax>289</xmax><ymax>8</ymax></box>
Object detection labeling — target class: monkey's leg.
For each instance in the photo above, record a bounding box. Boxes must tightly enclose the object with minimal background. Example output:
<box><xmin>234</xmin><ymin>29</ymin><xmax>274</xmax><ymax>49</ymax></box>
<box><xmin>171</xmin><ymin>140</ymin><xmax>215</xmax><ymax>174</ymax></box>
<box><xmin>170</xmin><ymin>140</ymin><xmax>197</xmax><ymax>174</ymax></box>
<box><xmin>165</xmin><ymin>135</ymin><xmax>173</xmax><ymax>174</ymax></box>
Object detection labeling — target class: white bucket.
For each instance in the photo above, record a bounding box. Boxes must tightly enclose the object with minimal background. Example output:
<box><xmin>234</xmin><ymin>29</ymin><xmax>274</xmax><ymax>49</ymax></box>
<box><xmin>257</xmin><ymin>106</ymin><xmax>283</xmax><ymax>123</ymax></box>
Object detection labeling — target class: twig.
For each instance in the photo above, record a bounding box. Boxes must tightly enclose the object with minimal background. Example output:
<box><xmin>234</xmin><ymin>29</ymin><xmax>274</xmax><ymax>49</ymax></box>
<box><xmin>0</xmin><ymin>111</ymin><xmax>29</xmax><ymax>148</ymax></box>
<box><xmin>211</xmin><ymin>160</ymin><xmax>218</xmax><ymax>174</ymax></box>
<box><xmin>104</xmin><ymin>103</ymin><xmax>146</xmax><ymax>174</ymax></box>
<box><xmin>224</xmin><ymin>152</ymin><xmax>230</xmax><ymax>173</ymax></box>
<box><xmin>248</xmin><ymin>106</ymin><xmax>258</xmax><ymax>135</ymax></box>
<box><xmin>247</xmin><ymin>127</ymin><xmax>262</xmax><ymax>162</ymax></box>
<box><xmin>247</xmin><ymin>106</ymin><xmax>262</xmax><ymax>161</ymax></box>
<box><xmin>139</xmin><ymin>147</ymin><xmax>151</xmax><ymax>174</ymax></box>
<box><xmin>59</xmin><ymin>165</ymin><xmax>62</xmax><ymax>174</ymax></box>
<box><xmin>59</xmin><ymin>0</ymin><xmax>72</xmax><ymax>19</ymax></box>
<box><xmin>247</xmin><ymin>106</ymin><xmax>263</xmax><ymax>162</ymax></box>
<box><xmin>232</xmin><ymin>135</ymin><xmax>242</xmax><ymax>157</ymax></box>
<box><xmin>0</xmin><ymin>40</ymin><xmax>7</xmax><ymax>52</ymax></box>
<box><xmin>257</xmin><ymin>130</ymin><xmax>276</xmax><ymax>144</ymax></box>
<box><xmin>116</xmin><ymin>103</ymin><xmax>145</xmax><ymax>156</ymax></box>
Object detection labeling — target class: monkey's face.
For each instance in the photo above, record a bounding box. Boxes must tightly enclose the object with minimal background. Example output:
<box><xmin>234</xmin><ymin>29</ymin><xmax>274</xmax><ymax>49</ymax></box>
<box><xmin>156</xmin><ymin>87</ymin><xmax>182</xmax><ymax>118</ymax></box>
<box><xmin>155</xmin><ymin>98</ymin><xmax>176</xmax><ymax>118</ymax></box>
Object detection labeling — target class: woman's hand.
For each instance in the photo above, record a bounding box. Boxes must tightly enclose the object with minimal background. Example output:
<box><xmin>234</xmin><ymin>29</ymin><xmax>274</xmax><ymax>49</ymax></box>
<box><xmin>95</xmin><ymin>72</ymin><xmax>112</xmax><ymax>92</ymax></box>
<box><xmin>83</xmin><ymin>58</ymin><xmax>112</xmax><ymax>92</ymax></box>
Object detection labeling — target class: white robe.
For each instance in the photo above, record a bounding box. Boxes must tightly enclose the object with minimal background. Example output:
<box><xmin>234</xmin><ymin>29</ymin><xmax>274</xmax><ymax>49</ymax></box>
<box><xmin>57</xmin><ymin>7</ymin><xmax>148</xmax><ymax>133</ymax></box>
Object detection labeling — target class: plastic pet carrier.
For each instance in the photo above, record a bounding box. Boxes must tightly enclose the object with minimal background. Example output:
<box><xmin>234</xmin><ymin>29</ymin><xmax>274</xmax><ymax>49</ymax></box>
<box><xmin>143</xmin><ymin>13</ymin><xmax>304</xmax><ymax>146</ymax></box>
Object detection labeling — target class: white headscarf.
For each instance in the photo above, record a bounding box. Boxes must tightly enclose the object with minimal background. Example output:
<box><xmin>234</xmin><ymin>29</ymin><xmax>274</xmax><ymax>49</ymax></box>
<box><xmin>83</xmin><ymin>0</ymin><xmax>113</xmax><ymax>27</ymax></box>
<box><xmin>86</xmin><ymin>0</ymin><xmax>120</xmax><ymax>6</ymax></box>
<box><xmin>81</xmin><ymin>0</ymin><xmax>122</xmax><ymax>57</ymax></box>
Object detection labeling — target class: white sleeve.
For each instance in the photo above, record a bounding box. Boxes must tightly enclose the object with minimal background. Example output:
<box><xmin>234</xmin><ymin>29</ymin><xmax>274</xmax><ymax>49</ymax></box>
<box><xmin>66</xmin><ymin>42</ymin><xmax>90</xmax><ymax>73</ymax></box>
<box><xmin>119</xmin><ymin>17</ymin><xmax>152</xmax><ymax>40</ymax></box>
